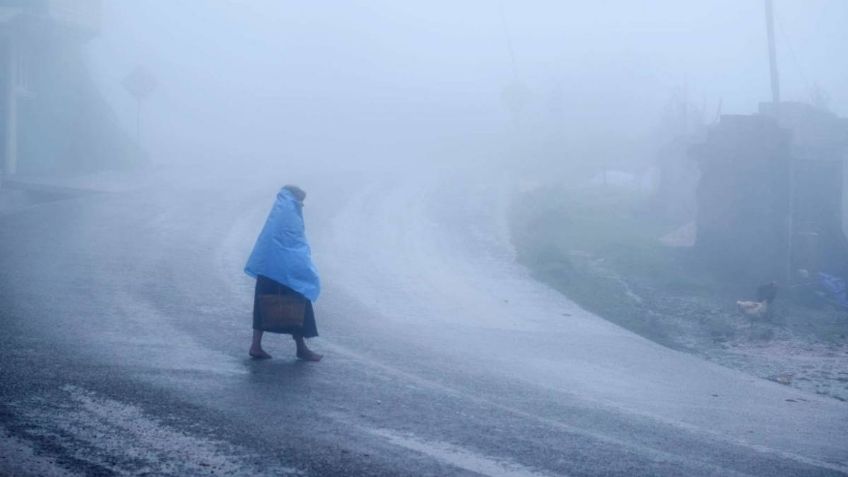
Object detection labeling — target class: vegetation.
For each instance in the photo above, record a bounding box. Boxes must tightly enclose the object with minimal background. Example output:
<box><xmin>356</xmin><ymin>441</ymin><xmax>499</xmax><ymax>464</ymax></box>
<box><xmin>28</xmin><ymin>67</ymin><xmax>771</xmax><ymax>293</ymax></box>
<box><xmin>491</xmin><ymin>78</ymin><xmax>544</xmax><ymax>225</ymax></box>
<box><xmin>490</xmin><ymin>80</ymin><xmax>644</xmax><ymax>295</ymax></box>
<box><xmin>18</xmin><ymin>37</ymin><xmax>146</xmax><ymax>174</ymax></box>
<box><xmin>514</xmin><ymin>186</ymin><xmax>705</xmax><ymax>343</ymax></box>
<box><xmin>511</xmin><ymin>184</ymin><xmax>847</xmax><ymax>343</ymax></box>
<box><xmin>510</xmin><ymin>183</ymin><xmax>848</xmax><ymax>400</ymax></box>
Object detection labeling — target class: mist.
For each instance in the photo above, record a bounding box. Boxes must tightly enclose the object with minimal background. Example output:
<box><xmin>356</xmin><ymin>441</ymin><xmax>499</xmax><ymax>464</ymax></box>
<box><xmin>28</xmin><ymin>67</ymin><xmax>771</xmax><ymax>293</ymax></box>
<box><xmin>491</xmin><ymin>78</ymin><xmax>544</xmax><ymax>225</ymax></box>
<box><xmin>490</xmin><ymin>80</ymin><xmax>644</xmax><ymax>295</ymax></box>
<box><xmin>85</xmin><ymin>1</ymin><xmax>848</xmax><ymax>172</ymax></box>
<box><xmin>2</xmin><ymin>2</ymin><xmax>848</xmax><ymax>475</ymax></box>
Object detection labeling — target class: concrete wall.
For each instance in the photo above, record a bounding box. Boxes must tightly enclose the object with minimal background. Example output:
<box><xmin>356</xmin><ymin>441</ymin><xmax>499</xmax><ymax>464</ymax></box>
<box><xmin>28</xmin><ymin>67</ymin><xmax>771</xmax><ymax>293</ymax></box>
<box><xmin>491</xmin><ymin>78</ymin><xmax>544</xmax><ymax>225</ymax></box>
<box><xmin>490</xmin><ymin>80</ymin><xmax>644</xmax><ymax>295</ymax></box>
<box><xmin>691</xmin><ymin>115</ymin><xmax>792</xmax><ymax>282</ymax></box>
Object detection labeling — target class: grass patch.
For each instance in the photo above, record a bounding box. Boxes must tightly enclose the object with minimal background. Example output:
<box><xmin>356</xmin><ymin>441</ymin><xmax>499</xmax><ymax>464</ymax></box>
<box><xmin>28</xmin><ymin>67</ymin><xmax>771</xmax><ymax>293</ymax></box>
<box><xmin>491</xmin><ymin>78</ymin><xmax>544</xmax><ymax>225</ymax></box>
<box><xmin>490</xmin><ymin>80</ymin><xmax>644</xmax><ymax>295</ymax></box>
<box><xmin>510</xmin><ymin>185</ymin><xmax>737</xmax><ymax>345</ymax></box>
<box><xmin>513</xmin><ymin>186</ymin><xmax>718</xmax><ymax>287</ymax></box>
<box><xmin>510</xmin><ymin>182</ymin><xmax>848</xmax><ymax>401</ymax></box>
<box><xmin>511</xmin><ymin>184</ymin><xmax>848</xmax><ymax>346</ymax></box>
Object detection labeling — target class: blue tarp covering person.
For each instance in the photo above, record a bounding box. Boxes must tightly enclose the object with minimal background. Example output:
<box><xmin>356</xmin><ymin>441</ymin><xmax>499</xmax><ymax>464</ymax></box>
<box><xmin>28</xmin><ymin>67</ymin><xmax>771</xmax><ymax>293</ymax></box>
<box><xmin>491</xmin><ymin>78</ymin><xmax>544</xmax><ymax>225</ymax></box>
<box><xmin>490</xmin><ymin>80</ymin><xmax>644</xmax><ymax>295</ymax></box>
<box><xmin>245</xmin><ymin>185</ymin><xmax>322</xmax><ymax>361</ymax></box>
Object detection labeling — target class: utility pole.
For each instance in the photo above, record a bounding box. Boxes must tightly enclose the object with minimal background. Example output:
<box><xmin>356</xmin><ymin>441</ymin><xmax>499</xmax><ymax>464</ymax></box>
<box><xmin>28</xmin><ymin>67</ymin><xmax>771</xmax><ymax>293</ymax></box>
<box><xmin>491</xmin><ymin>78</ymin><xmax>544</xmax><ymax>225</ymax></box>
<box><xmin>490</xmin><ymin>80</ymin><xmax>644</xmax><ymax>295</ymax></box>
<box><xmin>498</xmin><ymin>0</ymin><xmax>518</xmax><ymax>85</ymax></box>
<box><xmin>764</xmin><ymin>0</ymin><xmax>793</xmax><ymax>283</ymax></box>
<box><xmin>498</xmin><ymin>1</ymin><xmax>527</xmax><ymax>129</ymax></box>
<box><xmin>764</xmin><ymin>0</ymin><xmax>780</xmax><ymax>104</ymax></box>
<box><xmin>4</xmin><ymin>36</ymin><xmax>19</xmax><ymax>179</ymax></box>
<box><xmin>136</xmin><ymin>98</ymin><xmax>141</xmax><ymax>144</ymax></box>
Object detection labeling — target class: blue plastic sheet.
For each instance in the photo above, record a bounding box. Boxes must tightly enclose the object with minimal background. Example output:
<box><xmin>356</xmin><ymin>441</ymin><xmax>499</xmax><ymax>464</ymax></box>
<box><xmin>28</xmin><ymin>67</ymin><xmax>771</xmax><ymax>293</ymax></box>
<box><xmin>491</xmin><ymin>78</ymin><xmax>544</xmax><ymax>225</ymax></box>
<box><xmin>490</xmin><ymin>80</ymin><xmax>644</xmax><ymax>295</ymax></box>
<box><xmin>244</xmin><ymin>188</ymin><xmax>321</xmax><ymax>301</ymax></box>
<box><xmin>818</xmin><ymin>272</ymin><xmax>848</xmax><ymax>309</ymax></box>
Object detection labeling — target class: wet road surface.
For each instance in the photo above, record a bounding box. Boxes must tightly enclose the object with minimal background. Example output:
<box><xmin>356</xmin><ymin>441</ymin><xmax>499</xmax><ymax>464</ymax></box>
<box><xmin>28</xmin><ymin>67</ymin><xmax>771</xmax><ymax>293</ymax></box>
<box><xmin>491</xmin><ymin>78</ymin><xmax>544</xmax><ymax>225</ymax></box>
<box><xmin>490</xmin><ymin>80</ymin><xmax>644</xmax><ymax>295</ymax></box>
<box><xmin>1</xmin><ymin>166</ymin><xmax>846</xmax><ymax>476</ymax></box>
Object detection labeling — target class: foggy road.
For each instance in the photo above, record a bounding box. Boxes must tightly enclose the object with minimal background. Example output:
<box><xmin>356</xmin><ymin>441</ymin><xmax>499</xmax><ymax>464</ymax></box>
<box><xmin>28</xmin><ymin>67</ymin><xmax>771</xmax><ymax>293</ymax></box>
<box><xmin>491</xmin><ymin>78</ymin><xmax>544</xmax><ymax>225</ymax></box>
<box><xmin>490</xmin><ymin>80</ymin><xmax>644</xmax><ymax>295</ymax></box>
<box><xmin>1</xmin><ymin>167</ymin><xmax>847</xmax><ymax>476</ymax></box>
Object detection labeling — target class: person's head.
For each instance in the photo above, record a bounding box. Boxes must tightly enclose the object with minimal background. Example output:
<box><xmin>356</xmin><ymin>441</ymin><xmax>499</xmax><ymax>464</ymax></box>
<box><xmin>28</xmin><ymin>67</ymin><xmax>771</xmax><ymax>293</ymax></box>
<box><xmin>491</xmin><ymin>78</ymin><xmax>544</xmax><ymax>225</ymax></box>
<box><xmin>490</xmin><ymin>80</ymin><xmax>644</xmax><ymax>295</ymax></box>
<box><xmin>283</xmin><ymin>184</ymin><xmax>306</xmax><ymax>203</ymax></box>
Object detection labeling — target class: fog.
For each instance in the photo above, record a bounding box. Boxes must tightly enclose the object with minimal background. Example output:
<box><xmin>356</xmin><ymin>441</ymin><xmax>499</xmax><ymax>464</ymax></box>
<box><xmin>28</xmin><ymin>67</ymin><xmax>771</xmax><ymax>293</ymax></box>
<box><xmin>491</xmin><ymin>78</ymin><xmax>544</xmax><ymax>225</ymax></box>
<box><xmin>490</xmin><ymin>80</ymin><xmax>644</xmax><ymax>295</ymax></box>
<box><xmin>3</xmin><ymin>2</ymin><xmax>848</xmax><ymax>475</ymax></box>
<box><xmin>86</xmin><ymin>1</ymin><xmax>848</xmax><ymax>173</ymax></box>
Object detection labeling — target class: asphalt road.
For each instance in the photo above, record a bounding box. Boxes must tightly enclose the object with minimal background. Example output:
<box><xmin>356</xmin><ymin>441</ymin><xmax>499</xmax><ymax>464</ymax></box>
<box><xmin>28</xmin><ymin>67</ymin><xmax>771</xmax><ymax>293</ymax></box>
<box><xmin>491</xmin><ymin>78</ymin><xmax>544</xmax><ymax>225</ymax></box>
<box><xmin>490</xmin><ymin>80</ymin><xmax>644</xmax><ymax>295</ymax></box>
<box><xmin>1</xmin><ymin>165</ymin><xmax>846</xmax><ymax>476</ymax></box>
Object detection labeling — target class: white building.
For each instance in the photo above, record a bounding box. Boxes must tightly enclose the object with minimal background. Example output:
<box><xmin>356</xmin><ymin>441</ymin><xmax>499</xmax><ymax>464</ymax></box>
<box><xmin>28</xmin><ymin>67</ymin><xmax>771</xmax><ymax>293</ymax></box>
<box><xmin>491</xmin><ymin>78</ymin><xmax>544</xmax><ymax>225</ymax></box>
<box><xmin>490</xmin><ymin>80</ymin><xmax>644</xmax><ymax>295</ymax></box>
<box><xmin>0</xmin><ymin>0</ymin><xmax>100</xmax><ymax>180</ymax></box>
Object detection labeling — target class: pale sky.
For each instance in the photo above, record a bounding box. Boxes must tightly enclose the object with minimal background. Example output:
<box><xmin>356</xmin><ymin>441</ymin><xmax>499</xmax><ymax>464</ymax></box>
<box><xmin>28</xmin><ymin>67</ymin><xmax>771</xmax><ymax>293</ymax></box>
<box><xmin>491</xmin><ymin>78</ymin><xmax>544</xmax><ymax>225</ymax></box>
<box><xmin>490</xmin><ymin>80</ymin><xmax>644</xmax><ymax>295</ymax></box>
<box><xmin>86</xmin><ymin>1</ymin><xmax>848</xmax><ymax>168</ymax></box>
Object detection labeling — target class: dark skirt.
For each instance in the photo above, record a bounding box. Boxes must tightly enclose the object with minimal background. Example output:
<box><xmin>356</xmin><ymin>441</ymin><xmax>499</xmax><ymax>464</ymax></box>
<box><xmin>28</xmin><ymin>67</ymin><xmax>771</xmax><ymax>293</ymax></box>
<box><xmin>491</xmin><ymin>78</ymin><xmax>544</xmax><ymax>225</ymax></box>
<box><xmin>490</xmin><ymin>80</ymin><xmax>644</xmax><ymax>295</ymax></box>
<box><xmin>253</xmin><ymin>275</ymin><xmax>318</xmax><ymax>338</ymax></box>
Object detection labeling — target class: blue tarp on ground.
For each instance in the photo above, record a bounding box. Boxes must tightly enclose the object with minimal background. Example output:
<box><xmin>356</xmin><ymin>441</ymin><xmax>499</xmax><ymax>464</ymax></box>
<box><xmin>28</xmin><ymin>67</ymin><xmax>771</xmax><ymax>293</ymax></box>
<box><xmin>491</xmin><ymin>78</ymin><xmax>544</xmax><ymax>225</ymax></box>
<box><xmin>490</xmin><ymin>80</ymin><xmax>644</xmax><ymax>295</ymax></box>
<box><xmin>244</xmin><ymin>188</ymin><xmax>321</xmax><ymax>301</ymax></box>
<box><xmin>818</xmin><ymin>272</ymin><xmax>848</xmax><ymax>309</ymax></box>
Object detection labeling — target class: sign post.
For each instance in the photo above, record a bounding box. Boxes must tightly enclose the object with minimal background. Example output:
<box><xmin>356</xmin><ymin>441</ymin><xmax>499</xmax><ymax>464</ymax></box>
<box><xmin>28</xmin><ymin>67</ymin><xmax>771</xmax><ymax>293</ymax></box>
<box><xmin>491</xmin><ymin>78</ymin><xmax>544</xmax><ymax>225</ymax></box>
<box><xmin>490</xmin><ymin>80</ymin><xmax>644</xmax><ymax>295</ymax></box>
<box><xmin>122</xmin><ymin>66</ymin><xmax>157</xmax><ymax>144</ymax></box>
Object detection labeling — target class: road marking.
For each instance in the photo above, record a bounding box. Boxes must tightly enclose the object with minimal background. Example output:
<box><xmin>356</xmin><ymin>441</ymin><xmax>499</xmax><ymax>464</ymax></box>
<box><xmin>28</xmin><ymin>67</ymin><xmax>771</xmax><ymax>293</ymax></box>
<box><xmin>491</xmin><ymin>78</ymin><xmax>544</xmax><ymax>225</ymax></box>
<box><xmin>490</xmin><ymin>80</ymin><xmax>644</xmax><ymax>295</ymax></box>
<box><xmin>365</xmin><ymin>427</ymin><xmax>556</xmax><ymax>477</ymax></box>
<box><xmin>15</xmin><ymin>386</ymin><xmax>302</xmax><ymax>476</ymax></box>
<box><xmin>327</xmin><ymin>342</ymin><xmax>848</xmax><ymax>476</ymax></box>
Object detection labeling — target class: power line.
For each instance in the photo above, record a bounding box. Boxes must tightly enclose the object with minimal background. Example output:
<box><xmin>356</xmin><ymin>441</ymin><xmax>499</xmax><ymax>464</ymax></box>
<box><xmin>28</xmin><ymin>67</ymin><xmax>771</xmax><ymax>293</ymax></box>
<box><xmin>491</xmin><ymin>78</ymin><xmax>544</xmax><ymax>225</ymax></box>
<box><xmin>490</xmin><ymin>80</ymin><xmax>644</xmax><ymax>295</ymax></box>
<box><xmin>497</xmin><ymin>0</ymin><xmax>519</xmax><ymax>82</ymax></box>
<box><xmin>773</xmin><ymin>7</ymin><xmax>814</xmax><ymax>101</ymax></box>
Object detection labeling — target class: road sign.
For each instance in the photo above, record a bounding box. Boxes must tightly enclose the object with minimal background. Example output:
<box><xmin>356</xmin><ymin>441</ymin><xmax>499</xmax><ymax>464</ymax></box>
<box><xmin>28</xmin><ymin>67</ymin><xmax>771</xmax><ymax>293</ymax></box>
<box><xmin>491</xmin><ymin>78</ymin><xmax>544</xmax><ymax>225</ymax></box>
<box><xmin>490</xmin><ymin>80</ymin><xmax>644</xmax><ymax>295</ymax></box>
<box><xmin>122</xmin><ymin>66</ymin><xmax>157</xmax><ymax>100</ymax></box>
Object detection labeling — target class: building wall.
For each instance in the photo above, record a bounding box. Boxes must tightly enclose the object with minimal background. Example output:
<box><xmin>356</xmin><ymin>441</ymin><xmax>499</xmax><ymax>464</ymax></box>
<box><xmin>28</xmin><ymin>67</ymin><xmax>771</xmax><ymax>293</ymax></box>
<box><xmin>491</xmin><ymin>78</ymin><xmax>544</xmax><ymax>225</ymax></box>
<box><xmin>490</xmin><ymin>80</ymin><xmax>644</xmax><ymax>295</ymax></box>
<box><xmin>1</xmin><ymin>0</ymin><xmax>142</xmax><ymax>176</ymax></box>
<box><xmin>48</xmin><ymin>0</ymin><xmax>100</xmax><ymax>31</ymax></box>
<box><xmin>691</xmin><ymin>115</ymin><xmax>792</xmax><ymax>283</ymax></box>
<box><xmin>693</xmin><ymin>108</ymin><xmax>848</xmax><ymax>282</ymax></box>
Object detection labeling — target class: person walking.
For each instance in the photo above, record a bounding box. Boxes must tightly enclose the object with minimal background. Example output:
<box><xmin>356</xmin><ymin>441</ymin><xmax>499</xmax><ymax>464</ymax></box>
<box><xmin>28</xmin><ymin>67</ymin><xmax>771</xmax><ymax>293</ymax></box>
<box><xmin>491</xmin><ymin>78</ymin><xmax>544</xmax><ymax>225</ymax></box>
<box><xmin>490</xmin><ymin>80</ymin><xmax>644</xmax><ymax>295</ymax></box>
<box><xmin>245</xmin><ymin>185</ymin><xmax>322</xmax><ymax>361</ymax></box>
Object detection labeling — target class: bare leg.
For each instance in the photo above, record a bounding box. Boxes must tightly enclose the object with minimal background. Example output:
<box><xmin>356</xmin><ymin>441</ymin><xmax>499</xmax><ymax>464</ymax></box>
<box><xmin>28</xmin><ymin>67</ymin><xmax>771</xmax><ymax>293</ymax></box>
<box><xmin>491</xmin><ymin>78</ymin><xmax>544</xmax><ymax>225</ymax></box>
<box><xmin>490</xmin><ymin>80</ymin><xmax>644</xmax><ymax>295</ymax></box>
<box><xmin>294</xmin><ymin>334</ymin><xmax>322</xmax><ymax>361</ymax></box>
<box><xmin>249</xmin><ymin>330</ymin><xmax>272</xmax><ymax>359</ymax></box>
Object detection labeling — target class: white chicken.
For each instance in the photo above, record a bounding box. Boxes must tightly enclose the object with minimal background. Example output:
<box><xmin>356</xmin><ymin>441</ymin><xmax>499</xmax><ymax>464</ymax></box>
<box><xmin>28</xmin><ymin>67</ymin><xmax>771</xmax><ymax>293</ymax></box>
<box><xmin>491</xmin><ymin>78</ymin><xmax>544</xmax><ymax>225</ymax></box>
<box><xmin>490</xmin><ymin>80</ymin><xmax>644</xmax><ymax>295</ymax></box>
<box><xmin>736</xmin><ymin>300</ymin><xmax>768</xmax><ymax>319</ymax></box>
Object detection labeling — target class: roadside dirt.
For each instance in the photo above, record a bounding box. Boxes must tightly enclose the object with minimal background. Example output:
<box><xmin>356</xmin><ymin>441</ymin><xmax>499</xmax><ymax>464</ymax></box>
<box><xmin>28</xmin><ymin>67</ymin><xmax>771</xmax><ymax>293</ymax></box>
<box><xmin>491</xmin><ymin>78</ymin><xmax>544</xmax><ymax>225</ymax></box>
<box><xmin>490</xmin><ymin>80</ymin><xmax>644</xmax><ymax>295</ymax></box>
<box><xmin>541</xmin><ymin>249</ymin><xmax>848</xmax><ymax>402</ymax></box>
<box><xmin>510</xmin><ymin>184</ymin><xmax>848</xmax><ymax>403</ymax></box>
